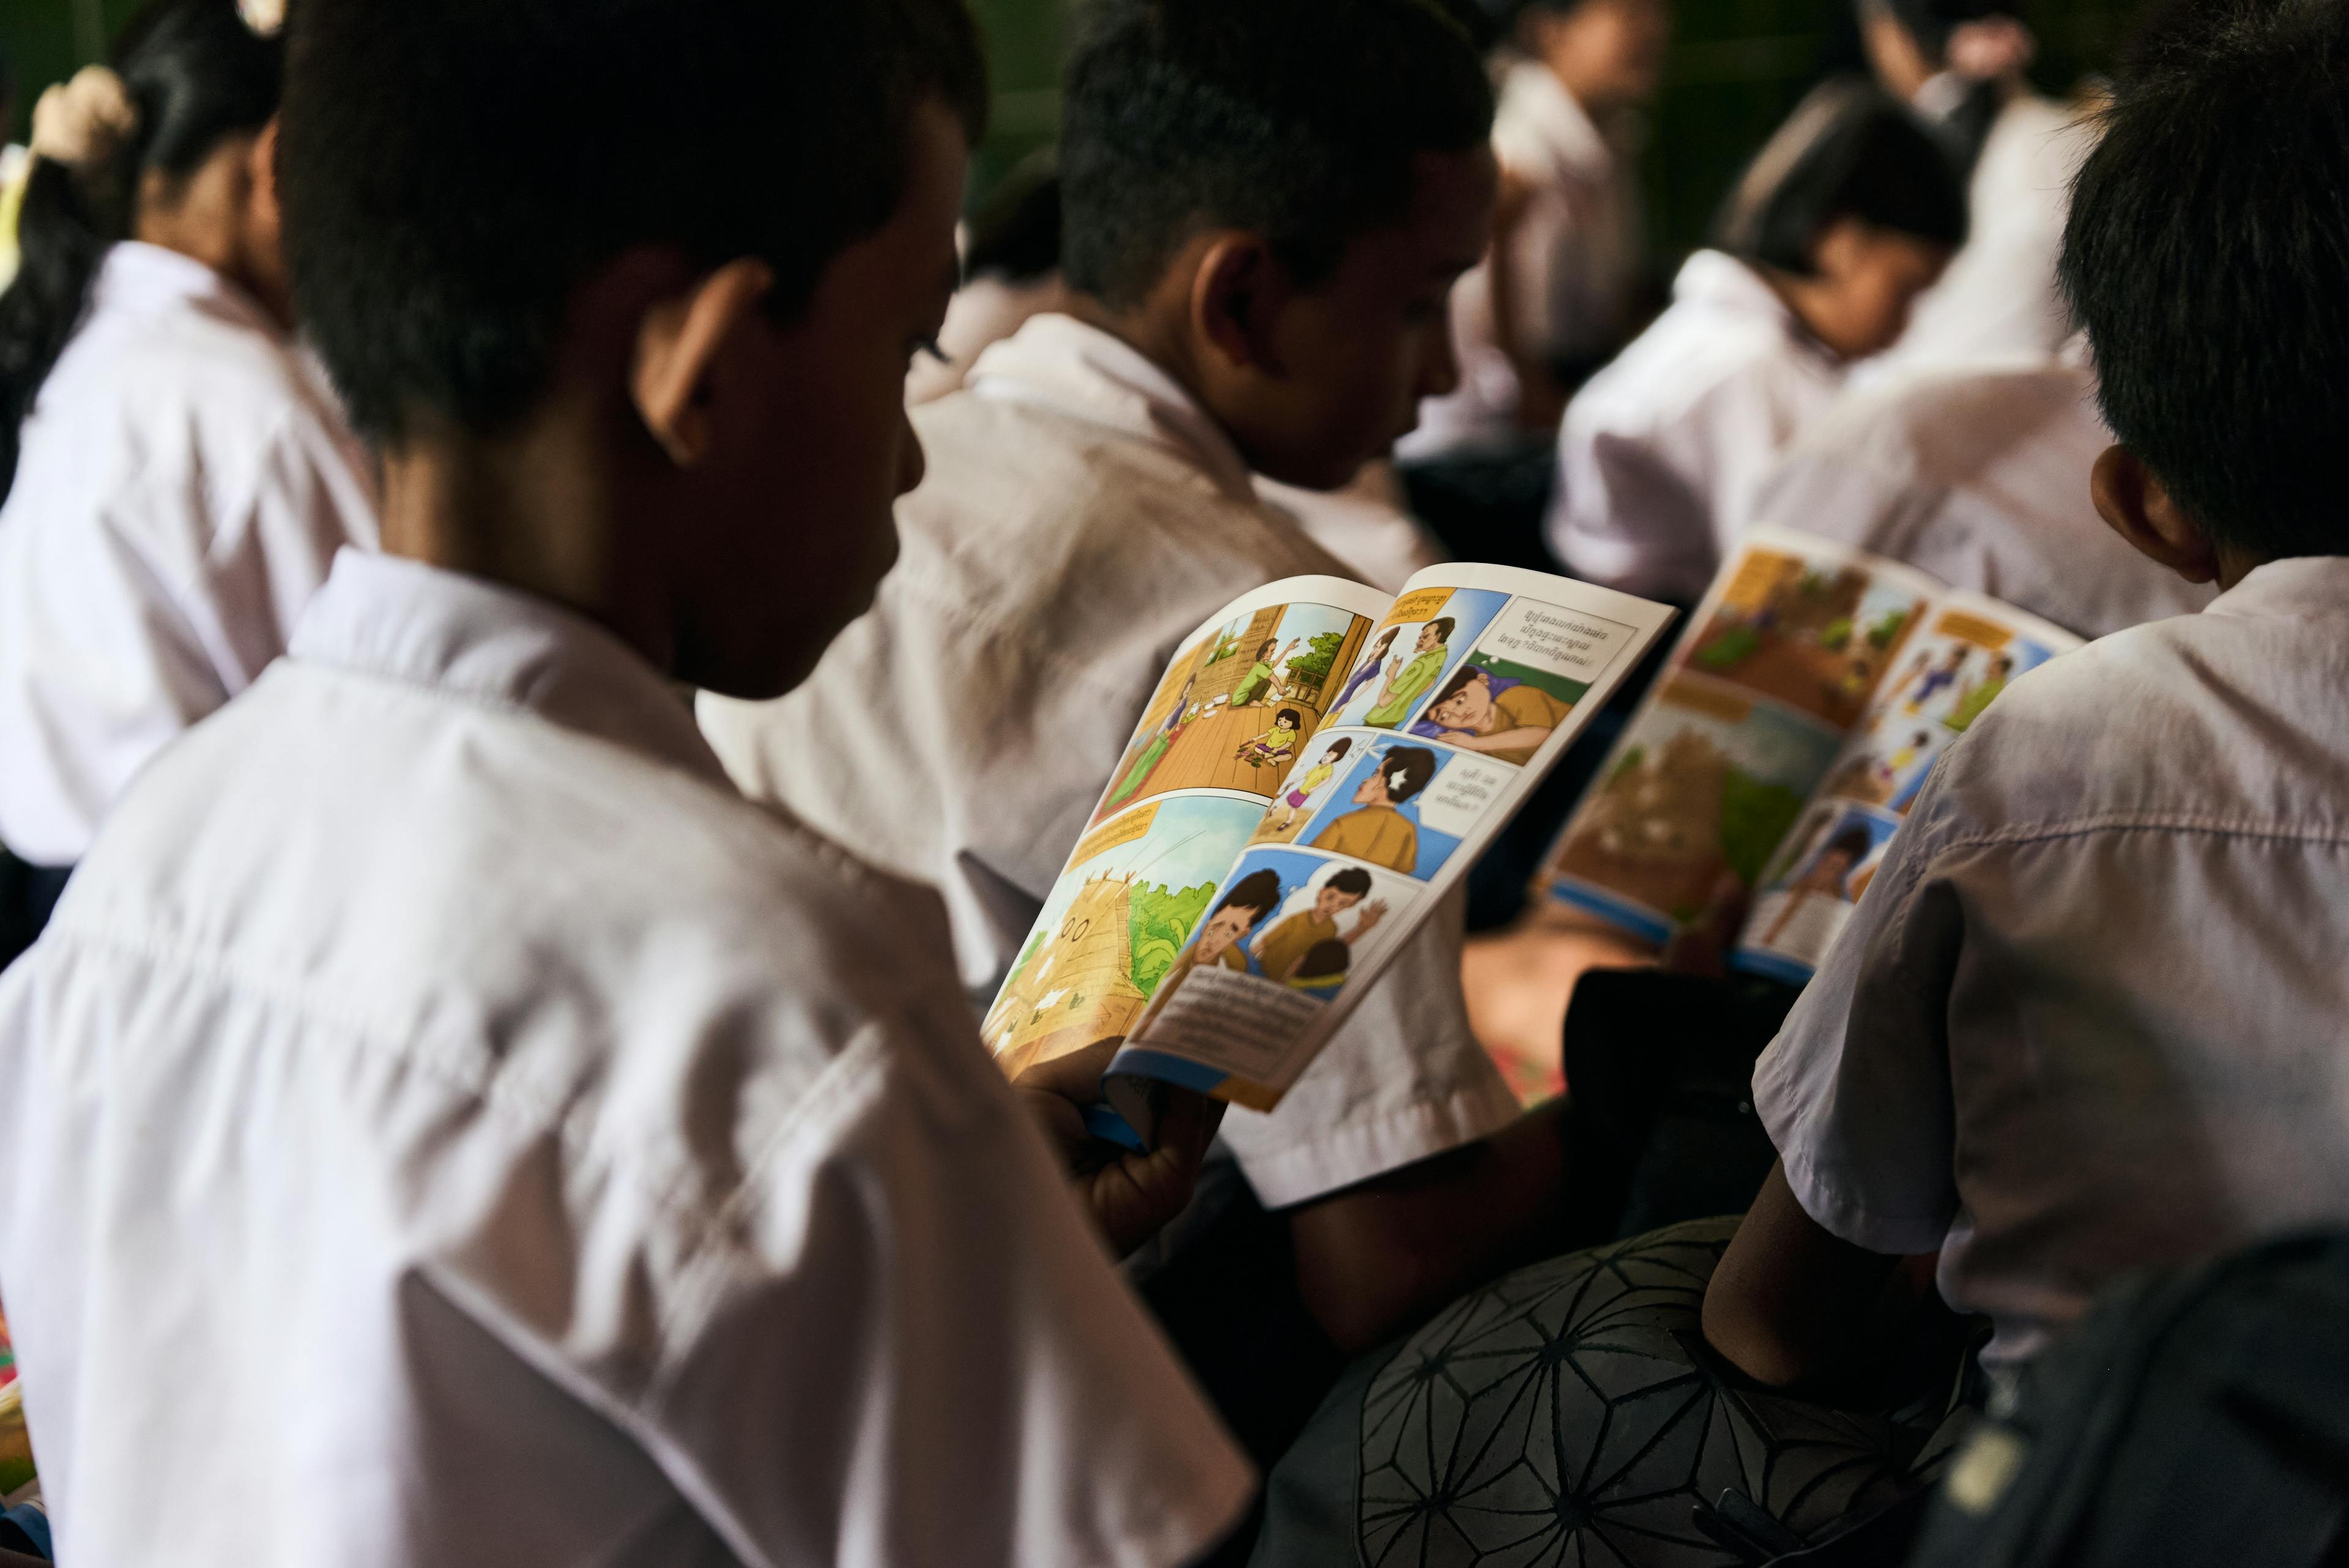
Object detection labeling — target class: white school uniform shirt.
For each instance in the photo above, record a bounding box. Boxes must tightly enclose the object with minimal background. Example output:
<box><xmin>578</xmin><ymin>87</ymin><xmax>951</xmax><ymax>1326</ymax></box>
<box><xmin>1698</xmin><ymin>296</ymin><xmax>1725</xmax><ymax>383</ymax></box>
<box><xmin>1406</xmin><ymin>61</ymin><xmax>1643</xmax><ymax>459</ymax></box>
<box><xmin>0</xmin><ymin>549</ymin><xmax>1253</xmax><ymax>1568</ymax></box>
<box><xmin>699</xmin><ymin>313</ymin><xmax>1518</xmax><ymax>1208</ymax></box>
<box><xmin>1755</xmin><ymin>555</ymin><xmax>2349</xmax><ymax>1372</ymax></box>
<box><xmin>1750</xmin><ymin>353</ymin><xmax>2214</xmax><ymax>639</ymax></box>
<box><xmin>1258</xmin><ymin>461</ymin><xmax>1449</xmax><ymax>596</ymax></box>
<box><xmin>0</xmin><ymin>240</ymin><xmax>378</xmax><ymax>867</ymax></box>
<box><xmin>1871</xmin><ymin>90</ymin><xmax>2097</xmax><ymax>376</ymax></box>
<box><xmin>1547</xmin><ymin>250</ymin><xmax>1843</xmax><ymax>603</ymax></box>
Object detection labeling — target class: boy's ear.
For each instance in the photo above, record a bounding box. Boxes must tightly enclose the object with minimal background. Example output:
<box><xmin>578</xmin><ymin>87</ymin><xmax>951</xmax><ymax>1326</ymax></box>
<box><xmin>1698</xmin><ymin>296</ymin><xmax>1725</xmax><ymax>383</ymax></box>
<box><xmin>631</xmin><ymin>258</ymin><xmax>777</xmax><ymax>468</ymax></box>
<box><xmin>1189</xmin><ymin>233</ymin><xmax>1291</xmax><ymax>378</ymax></box>
<box><xmin>2090</xmin><ymin>444</ymin><xmax>2221</xmax><ymax>585</ymax></box>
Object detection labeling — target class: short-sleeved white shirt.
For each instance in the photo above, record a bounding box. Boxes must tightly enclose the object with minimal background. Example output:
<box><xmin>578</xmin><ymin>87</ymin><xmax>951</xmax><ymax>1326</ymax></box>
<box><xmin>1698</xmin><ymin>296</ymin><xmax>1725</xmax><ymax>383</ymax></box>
<box><xmin>1547</xmin><ymin>250</ymin><xmax>1844</xmax><ymax>603</ymax></box>
<box><xmin>699</xmin><ymin>314</ymin><xmax>1518</xmax><ymax>1208</ymax></box>
<box><xmin>1750</xmin><ymin>354</ymin><xmax>2215</xmax><ymax>639</ymax></box>
<box><xmin>0</xmin><ymin>549</ymin><xmax>1252</xmax><ymax>1567</ymax></box>
<box><xmin>0</xmin><ymin>242</ymin><xmax>380</xmax><ymax>866</ymax></box>
<box><xmin>1755</xmin><ymin>557</ymin><xmax>2349</xmax><ymax>1370</ymax></box>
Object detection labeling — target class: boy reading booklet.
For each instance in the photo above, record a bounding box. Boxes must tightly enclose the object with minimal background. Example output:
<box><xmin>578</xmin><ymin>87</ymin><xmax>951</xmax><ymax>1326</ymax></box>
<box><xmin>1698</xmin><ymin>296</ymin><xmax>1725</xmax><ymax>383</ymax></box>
<box><xmin>1534</xmin><ymin>526</ymin><xmax>2077</xmax><ymax>983</ymax></box>
<box><xmin>0</xmin><ymin>2</ymin><xmax>1255</xmax><ymax>1563</ymax></box>
<box><xmin>985</xmin><ymin>565</ymin><xmax>1671</xmax><ymax>1137</ymax></box>
<box><xmin>1707</xmin><ymin>0</ymin><xmax>2349</xmax><ymax>1391</ymax></box>
<box><xmin>700</xmin><ymin>0</ymin><xmax>1582</xmax><ymax>1356</ymax></box>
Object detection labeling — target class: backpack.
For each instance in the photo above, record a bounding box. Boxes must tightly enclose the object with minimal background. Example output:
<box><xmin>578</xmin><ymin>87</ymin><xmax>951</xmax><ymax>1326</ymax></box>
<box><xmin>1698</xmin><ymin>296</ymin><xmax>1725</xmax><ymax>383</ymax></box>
<box><xmin>1904</xmin><ymin>1233</ymin><xmax>2349</xmax><ymax>1568</ymax></box>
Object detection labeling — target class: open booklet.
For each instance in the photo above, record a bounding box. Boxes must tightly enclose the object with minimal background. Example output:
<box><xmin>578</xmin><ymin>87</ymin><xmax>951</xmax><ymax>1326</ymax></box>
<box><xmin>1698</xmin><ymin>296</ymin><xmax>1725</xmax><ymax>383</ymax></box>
<box><xmin>1535</xmin><ymin>526</ymin><xmax>2082</xmax><ymax>985</ymax></box>
<box><xmin>981</xmin><ymin>564</ymin><xmax>1675</xmax><ymax>1146</ymax></box>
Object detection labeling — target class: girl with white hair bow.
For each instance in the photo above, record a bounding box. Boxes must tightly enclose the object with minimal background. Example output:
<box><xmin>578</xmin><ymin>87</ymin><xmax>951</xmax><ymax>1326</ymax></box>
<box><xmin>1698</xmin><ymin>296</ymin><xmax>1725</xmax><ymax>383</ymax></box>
<box><xmin>0</xmin><ymin>0</ymin><xmax>377</xmax><ymax>962</ymax></box>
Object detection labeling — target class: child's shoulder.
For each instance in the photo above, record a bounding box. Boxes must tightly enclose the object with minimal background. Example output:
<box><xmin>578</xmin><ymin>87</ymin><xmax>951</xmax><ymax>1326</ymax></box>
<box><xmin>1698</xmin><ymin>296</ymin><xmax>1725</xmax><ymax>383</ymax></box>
<box><xmin>1575</xmin><ymin>290</ymin><xmax>1823</xmax><ymax>437</ymax></box>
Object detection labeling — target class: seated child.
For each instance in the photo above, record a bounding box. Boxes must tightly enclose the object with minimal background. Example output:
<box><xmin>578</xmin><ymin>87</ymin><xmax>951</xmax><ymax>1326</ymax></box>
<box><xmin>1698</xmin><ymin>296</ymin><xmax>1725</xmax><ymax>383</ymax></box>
<box><xmin>0</xmin><ymin>2</ymin><xmax>377</xmax><ymax>937</ymax></box>
<box><xmin>701</xmin><ymin>0</ymin><xmax>1565</xmax><ymax>1356</ymax></box>
<box><xmin>1310</xmin><ymin>745</ymin><xmax>1439</xmax><ymax>873</ymax></box>
<box><xmin>1746</xmin><ymin>348</ymin><xmax>2215</xmax><ymax>639</ymax></box>
<box><xmin>1235</xmin><ymin>705</ymin><xmax>1304</xmax><ymax>768</ymax></box>
<box><xmin>1547</xmin><ymin>79</ymin><xmax>1965</xmax><ymax>603</ymax></box>
<box><xmin>0</xmin><ymin>1</ymin><xmax>1255</xmax><ymax>1561</ymax></box>
<box><xmin>1275</xmin><ymin>735</ymin><xmax>1354</xmax><ymax>831</ymax></box>
<box><xmin>1707</xmin><ymin>0</ymin><xmax>2349</xmax><ymax>1389</ymax></box>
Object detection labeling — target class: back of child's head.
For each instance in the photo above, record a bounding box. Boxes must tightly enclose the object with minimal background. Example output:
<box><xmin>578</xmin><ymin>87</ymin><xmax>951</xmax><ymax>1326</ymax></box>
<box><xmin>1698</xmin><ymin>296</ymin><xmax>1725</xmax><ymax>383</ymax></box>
<box><xmin>278</xmin><ymin>0</ymin><xmax>986</xmax><ymax>446</ymax></box>
<box><xmin>0</xmin><ymin>0</ymin><xmax>279</xmax><ymax>493</ymax></box>
<box><xmin>1060</xmin><ymin>0</ymin><xmax>1494</xmax><ymax>311</ymax></box>
<box><xmin>2061</xmin><ymin>0</ymin><xmax>2349</xmax><ymax>560</ymax></box>
<box><xmin>1713</xmin><ymin>78</ymin><xmax>1967</xmax><ymax>274</ymax></box>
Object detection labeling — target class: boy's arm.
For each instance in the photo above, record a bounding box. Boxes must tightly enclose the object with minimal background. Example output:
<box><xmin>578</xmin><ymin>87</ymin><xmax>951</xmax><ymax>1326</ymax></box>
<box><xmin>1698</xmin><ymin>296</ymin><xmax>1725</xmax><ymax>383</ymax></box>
<box><xmin>1702</xmin><ymin>1160</ymin><xmax>1915</xmax><ymax>1393</ymax></box>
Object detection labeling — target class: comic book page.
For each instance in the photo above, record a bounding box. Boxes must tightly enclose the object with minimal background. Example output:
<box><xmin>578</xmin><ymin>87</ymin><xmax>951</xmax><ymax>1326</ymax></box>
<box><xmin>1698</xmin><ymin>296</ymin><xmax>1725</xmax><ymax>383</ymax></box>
<box><xmin>1104</xmin><ymin>565</ymin><xmax>1674</xmax><ymax>1135</ymax></box>
<box><xmin>981</xmin><ymin>576</ymin><xmax>1389</xmax><ymax>1083</ymax></box>
<box><xmin>1731</xmin><ymin>592</ymin><xmax>2080</xmax><ymax>983</ymax></box>
<box><xmin>1535</xmin><ymin>529</ymin><xmax>1946</xmax><ymax>942</ymax></box>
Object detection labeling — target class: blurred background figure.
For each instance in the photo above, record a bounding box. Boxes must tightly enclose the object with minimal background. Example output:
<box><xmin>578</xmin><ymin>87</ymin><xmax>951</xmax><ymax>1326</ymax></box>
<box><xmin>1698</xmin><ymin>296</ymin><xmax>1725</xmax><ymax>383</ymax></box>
<box><xmin>0</xmin><ymin>46</ymin><xmax>26</xmax><ymax>291</ymax></box>
<box><xmin>905</xmin><ymin>145</ymin><xmax>1072</xmax><ymax>406</ymax></box>
<box><xmin>1856</xmin><ymin>0</ymin><xmax>2099</xmax><ymax>371</ymax></box>
<box><xmin>0</xmin><ymin>0</ymin><xmax>377</xmax><ymax>965</ymax></box>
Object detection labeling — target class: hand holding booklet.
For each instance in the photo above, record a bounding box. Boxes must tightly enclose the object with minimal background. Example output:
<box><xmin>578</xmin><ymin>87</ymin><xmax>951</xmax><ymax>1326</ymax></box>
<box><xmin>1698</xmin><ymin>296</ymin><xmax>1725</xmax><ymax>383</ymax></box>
<box><xmin>980</xmin><ymin>564</ymin><xmax>1675</xmax><ymax>1147</ymax></box>
<box><xmin>1534</xmin><ymin>527</ymin><xmax>2082</xmax><ymax>984</ymax></box>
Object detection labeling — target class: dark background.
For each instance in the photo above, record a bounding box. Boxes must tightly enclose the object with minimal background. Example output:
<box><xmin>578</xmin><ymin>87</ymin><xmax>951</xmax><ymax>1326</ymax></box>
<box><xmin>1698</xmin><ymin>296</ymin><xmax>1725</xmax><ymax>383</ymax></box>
<box><xmin>2</xmin><ymin>0</ymin><xmax>2139</xmax><ymax>258</ymax></box>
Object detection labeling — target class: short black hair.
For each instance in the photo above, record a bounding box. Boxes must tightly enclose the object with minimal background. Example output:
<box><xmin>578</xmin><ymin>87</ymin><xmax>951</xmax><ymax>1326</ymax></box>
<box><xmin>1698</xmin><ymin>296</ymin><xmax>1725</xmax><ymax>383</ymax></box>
<box><xmin>1327</xmin><ymin>867</ymin><xmax>1375</xmax><ymax>896</ymax></box>
<box><xmin>1061</xmin><ymin>0</ymin><xmax>1494</xmax><ymax>310</ymax></box>
<box><xmin>2063</xmin><ymin>0</ymin><xmax>2349</xmax><ymax>559</ymax></box>
<box><xmin>1216</xmin><ymin>868</ymin><xmax>1283</xmax><ymax>921</ymax></box>
<box><xmin>1431</xmin><ymin>663</ymin><xmax>1494</xmax><ymax>708</ymax></box>
<box><xmin>1295</xmin><ymin>938</ymin><xmax>1353</xmax><ymax>977</ymax></box>
<box><xmin>1427</xmin><ymin>616</ymin><xmax>1458</xmax><ymax>642</ymax></box>
<box><xmin>1713</xmin><ymin>78</ymin><xmax>1967</xmax><ymax>273</ymax></box>
<box><xmin>280</xmin><ymin>0</ymin><xmax>987</xmax><ymax>444</ymax></box>
<box><xmin>1275</xmin><ymin>707</ymin><xmax>1303</xmax><ymax>728</ymax></box>
<box><xmin>1381</xmin><ymin>746</ymin><xmax>1439</xmax><ymax>804</ymax></box>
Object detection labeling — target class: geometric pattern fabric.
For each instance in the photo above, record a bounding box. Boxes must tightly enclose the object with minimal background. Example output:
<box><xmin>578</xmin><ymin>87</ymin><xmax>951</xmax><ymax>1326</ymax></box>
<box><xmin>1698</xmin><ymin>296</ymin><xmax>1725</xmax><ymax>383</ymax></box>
<box><xmin>1357</xmin><ymin>1219</ymin><xmax>1945</xmax><ymax>1567</ymax></box>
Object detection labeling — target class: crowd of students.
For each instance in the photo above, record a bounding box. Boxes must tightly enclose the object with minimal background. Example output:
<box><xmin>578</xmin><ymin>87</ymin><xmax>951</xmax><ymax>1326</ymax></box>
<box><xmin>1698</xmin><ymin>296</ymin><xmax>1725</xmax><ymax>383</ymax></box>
<box><xmin>0</xmin><ymin>0</ymin><xmax>2342</xmax><ymax>1562</ymax></box>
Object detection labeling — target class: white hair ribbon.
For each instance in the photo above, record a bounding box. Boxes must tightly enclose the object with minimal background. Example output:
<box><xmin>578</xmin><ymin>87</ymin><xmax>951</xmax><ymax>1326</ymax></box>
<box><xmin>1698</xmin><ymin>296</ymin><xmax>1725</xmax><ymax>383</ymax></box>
<box><xmin>28</xmin><ymin>66</ymin><xmax>139</xmax><ymax>171</ymax></box>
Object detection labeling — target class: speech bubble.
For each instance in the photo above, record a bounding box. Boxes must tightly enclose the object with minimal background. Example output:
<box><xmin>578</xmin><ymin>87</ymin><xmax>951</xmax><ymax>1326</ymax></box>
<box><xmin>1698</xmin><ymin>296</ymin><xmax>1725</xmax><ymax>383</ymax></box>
<box><xmin>1071</xmin><ymin>801</ymin><xmax>1157</xmax><ymax>867</ymax></box>
<box><xmin>1416</xmin><ymin>754</ymin><xmax>1518</xmax><ymax>839</ymax></box>
<box><xmin>1382</xmin><ymin>587</ymin><xmax>1455</xmax><ymax>628</ymax></box>
<box><xmin>1479</xmin><ymin>598</ymin><xmax>1639</xmax><ymax>682</ymax></box>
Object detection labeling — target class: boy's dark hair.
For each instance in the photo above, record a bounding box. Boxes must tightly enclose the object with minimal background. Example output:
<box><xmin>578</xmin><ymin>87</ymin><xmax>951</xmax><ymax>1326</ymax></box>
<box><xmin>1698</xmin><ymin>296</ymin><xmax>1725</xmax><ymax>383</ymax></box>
<box><xmin>1216</xmin><ymin>868</ymin><xmax>1282</xmax><ymax>921</ymax></box>
<box><xmin>1294</xmin><ymin>938</ymin><xmax>1353</xmax><ymax>978</ymax></box>
<box><xmin>0</xmin><ymin>0</ymin><xmax>278</xmax><ymax>496</ymax></box>
<box><xmin>1061</xmin><ymin>0</ymin><xmax>1494</xmax><ymax>310</ymax></box>
<box><xmin>2063</xmin><ymin>0</ymin><xmax>2349</xmax><ymax>560</ymax></box>
<box><xmin>1427</xmin><ymin>616</ymin><xmax>1458</xmax><ymax>642</ymax></box>
<box><xmin>1714</xmin><ymin>78</ymin><xmax>1967</xmax><ymax>273</ymax></box>
<box><xmin>1381</xmin><ymin>746</ymin><xmax>1439</xmax><ymax>803</ymax></box>
<box><xmin>1822</xmin><ymin>825</ymin><xmax>1875</xmax><ymax>864</ymax></box>
<box><xmin>279</xmin><ymin>0</ymin><xmax>987</xmax><ymax>444</ymax></box>
<box><xmin>1327</xmin><ymin>867</ymin><xmax>1375</xmax><ymax>896</ymax></box>
<box><xmin>1431</xmin><ymin>664</ymin><xmax>1494</xmax><ymax>707</ymax></box>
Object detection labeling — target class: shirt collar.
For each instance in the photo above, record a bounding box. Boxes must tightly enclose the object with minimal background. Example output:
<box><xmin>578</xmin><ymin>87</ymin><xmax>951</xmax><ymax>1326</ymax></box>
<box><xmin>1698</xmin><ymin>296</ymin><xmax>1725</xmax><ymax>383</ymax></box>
<box><xmin>2202</xmin><ymin>555</ymin><xmax>2349</xmax><ymax>624</ymax></box>
<box><xmin>289</xmin><ymin>549</ymin><xmax>732</xmax><ymax>788</ymax></box>
<box><xmin>1496</xmin><ymin>61</ymin><xmax>1612</xmax><ymax>179</ymax></box>
<box><xmin>93</xmin><ymin>240</ymin><xmax>282</xmax><ymax>341</ymax></box>
<box><xmin>963</xmin><ymin>313</ymin><xmax>1258</xmax><ymax>502</ymax></box>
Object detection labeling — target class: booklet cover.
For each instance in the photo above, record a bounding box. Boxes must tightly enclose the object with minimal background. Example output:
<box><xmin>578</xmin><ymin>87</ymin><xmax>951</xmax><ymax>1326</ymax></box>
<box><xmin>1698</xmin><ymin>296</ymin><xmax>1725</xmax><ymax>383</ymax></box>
<box><xmin>1534</xmin><ymin>527</ymin><xmax>2081</xmax><ymax>984</ymax></box>
<box><xmin>979</xmin><ymin>565</ymin><xmax>1675</xmax><ymax>1145</ymax></box>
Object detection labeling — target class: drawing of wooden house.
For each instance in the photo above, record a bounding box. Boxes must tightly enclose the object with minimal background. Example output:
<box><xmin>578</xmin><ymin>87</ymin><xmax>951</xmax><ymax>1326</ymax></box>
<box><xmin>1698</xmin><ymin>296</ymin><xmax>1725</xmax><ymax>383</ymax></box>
<box><xmin>989</xmin><ymin>873</ymin><xmax>1150</xmax><ymax>1079</ymax></box>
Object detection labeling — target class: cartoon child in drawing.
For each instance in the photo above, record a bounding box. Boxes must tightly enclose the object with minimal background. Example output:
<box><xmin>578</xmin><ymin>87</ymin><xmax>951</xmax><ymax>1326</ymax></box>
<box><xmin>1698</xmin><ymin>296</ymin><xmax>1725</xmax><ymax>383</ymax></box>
<box><xmin>1252</xmin><ymin>865</ymin><xmax>1387</xmax><ymax>984</ymax></box>
<box><xmin>1761</xmin><ymin>822</ymin><xmax>1874</xmax><ymax>947</ymax></box>
<box><xmin>1310</xmin><ymin>746</ymin><xmax>1438</xmax><ymax>873</ymax></box>
<box><xmin>1105</xmin><ymin>674</ymin><xmax>1195</xmax><ymax>808</ymax></box>
<box><xmin>1235</xmin><ymin>707</ymin><xmax>1304</xmax><ymax>770</ymax></box>
<box><xmin>1134</xmin><ymin>868</ymin><xmax>1282</xmax><ymax>1032</ymax></box>
<box><xmin>1901</xmin><ymin>645</ymin><xmax>1970</xmax><ymax>715</ymax></box>
<box><xmin>1273</xmin><ymin>736</ymin><xmax>1353</xmax><ymax>832</ymax></box>
<box><xmin>1363</xmin><ymin>617</ymin><xmax>1456</xmax><ymax>728</ymax></box>
<box><xmin>1331</xmin><ymin>628</ymin><xmax>1398</xmax><ymax>713</ymax></box>
<box><xmin>1416</xmin><ymin>664</ymin><xmax>1571</xmax><ymax>765</ymax></box>
<box><xmin>1943</xmin><ymin>652</ymin><xmax>2014</xmax><ymax>732</ymax></box>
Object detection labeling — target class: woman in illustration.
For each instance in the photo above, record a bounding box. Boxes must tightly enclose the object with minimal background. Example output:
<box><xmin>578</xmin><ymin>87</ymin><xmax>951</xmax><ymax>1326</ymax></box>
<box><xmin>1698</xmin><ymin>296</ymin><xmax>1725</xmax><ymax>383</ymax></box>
<box><xmin>1105</xmin><ymin>674</ymin><xmax>1194</xmax><ymax>807</ymax></box>
<box><xmin>1272</xmin><ymin>736</ymin><xmax>1353</xmax><ymax>833</ymax></box>
<box><xmin>1943</xmin><ymin>652</ymin><xmax>2014</xmax><ymax>732</ymax></box>
<box><xmin>1761</xmin><ymin>822</ymin><xmax>1874</xmax><ymax>947</ymax></box>
<box><xmin>1230</xmin><ymin>637</ymin><xmax>1286</xmax><ymax>708</ymax></box>
<box><xmin>1234</xmin><ymin>706</ymin><xmax>1304</xmax><ymax>770</ymax></box>
<box><xmin>1363</xmin><ymin>616</ymin><xmax>1456</xmax><ymax>727</ymax></box>
<box><xmin>1332</xmin><ymin>627</ymin><xmax>1399</xmax><ymax>714</ymax></box>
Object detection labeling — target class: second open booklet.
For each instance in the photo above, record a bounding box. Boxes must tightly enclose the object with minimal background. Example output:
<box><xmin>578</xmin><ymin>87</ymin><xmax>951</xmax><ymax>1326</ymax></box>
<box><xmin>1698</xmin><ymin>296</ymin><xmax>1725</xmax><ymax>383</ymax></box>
<box><xmin>979</xmin><ymin>563</ymin><xmax>1675</xmax><ymax>1148</ymax></box>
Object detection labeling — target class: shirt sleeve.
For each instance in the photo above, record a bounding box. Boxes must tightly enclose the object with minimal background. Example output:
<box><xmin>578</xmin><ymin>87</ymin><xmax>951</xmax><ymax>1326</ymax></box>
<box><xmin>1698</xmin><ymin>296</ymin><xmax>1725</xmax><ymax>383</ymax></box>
<box><xmin>641</xmin><ymin>1017</ymin><xmax>1255</xmax><ymax>1568</ymax></box>
<box><xmin>1751</xmin><ymin>774</ymin><xmax>1967</xmax><ymax>1257</ymax></box>
<box><xmin>1217</xmin><ymin>884</ymin><xmax>1521</xmax><ymax>1208</ymax></box>
<box><xmin>201</xmin><ymin>406</ymin><xmax>380</xmax><ymax>689</ymax></box>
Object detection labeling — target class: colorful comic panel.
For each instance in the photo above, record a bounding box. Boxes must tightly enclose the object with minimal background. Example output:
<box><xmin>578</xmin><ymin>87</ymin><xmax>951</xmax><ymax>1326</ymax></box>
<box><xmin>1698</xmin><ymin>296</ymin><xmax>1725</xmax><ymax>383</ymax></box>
<box><xmin>1324</xmin><ymin>586</ymin><xmax>1512</xmax><ymax>732</ymax></box>
<box><xmin>1733</xmin><ymin>801</ymin><xmax>1902</xmax><ymax>984</ymax></box>
<box><xmin>1674</xmin><ymin>544</ymin><xmax>1931</xmax><ymax>729</ymax></box>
